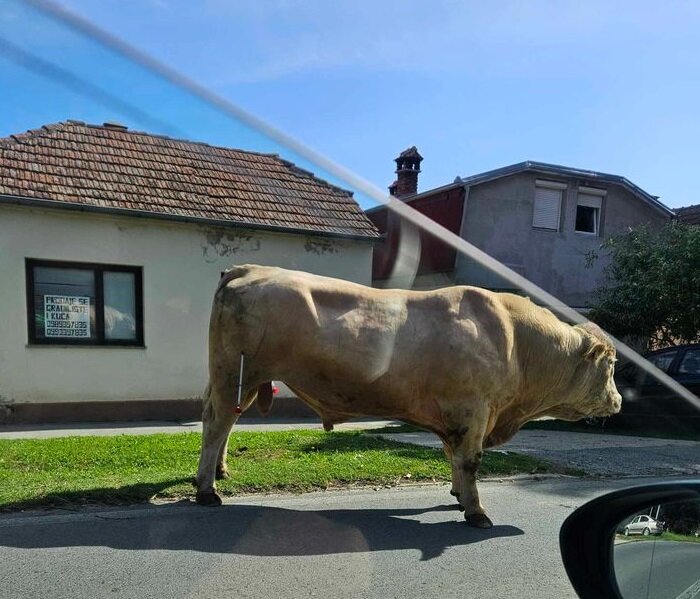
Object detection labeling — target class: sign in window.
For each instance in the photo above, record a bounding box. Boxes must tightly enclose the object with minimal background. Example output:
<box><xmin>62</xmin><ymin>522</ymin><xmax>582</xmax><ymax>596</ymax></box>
<box><xmin>43</xmin><ymin>295</ymin><xmax>91</xmax><ymax>338</ymax></box>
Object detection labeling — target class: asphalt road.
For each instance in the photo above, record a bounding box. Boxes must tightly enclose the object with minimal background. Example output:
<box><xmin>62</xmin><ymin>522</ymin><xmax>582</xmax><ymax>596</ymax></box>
<box><xmin>615</xmin><ymin>540</ymin><xmax>700</xmax><ymax>599</ymax></box>
<box><xmin>380</xmin><ymin>430</ymin><xmax>700</xmax><ymax>476</ymax></box>
<box><xmin>0</xmin><ymin>476</ymin><xmax>681</xmax><ymax>599</ymax></box>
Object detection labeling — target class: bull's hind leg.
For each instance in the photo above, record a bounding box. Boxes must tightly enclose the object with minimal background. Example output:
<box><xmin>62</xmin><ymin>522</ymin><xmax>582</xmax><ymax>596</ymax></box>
<box><xmin>196</xmin><ymin>385</ymin><xmax>240</xmax><ymax>506</ymax></box>
<box><xmin>215</xmin><ymin>387</ymin><xmax>260</xmax><ymax>480</ymax></box>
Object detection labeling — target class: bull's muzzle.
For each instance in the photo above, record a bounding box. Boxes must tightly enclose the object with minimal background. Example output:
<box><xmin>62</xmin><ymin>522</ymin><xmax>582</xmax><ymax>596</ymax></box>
<box><xmin>609</xmin><ymin>392</ymin><xmax>622</xmax><ymax>415</ymax></box>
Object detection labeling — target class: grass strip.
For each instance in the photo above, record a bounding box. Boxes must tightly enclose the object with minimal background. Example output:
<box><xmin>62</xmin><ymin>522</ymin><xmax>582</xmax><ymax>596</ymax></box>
<box><xmin>0</xmin><ymin>429</ymin><xmax>554</xmax><ymax>511</ymax></box>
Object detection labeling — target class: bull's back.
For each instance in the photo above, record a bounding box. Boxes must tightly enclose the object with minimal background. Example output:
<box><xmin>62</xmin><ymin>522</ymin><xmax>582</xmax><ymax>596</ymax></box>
<box><xmin>212</xmin><ymin>266</ymin><xmax>518</xmax><ymax>408</ymax></box>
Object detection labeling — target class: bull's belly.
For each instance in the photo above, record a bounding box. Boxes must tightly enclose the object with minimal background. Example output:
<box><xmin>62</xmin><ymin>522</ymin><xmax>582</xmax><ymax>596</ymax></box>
<box><xmin>278</xmin><ymin>374</ymin><xmax>424</xmax><ymax>425</ymax></box>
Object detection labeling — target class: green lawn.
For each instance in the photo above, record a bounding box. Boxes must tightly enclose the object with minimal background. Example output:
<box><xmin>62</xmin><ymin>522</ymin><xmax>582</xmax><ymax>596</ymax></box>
<box><xmin>0</xmin><ymin>430</ymin><xmax>553</xmax><ymax>511</ymax></box>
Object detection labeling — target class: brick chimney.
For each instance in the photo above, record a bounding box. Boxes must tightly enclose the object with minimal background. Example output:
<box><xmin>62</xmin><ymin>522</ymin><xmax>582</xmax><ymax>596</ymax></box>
<box><xmin>389</xmin><ymin>146</ymin><xmax>422</xmax><ymax>198</ymax></box>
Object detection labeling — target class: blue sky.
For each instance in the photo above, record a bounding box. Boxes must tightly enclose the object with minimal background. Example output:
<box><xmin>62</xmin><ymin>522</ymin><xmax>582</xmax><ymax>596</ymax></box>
<box><xmin>1</xmin><ymin>0</ymin><xmax>700</xmax><ymax>208</ymax></box>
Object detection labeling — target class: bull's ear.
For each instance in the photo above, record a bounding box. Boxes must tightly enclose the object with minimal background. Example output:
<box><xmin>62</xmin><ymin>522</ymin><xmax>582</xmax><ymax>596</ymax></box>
<box><xmin>584</xmin><ymin>341</ymin><xmax>608</xmax><ymax>362</ymax></box>
<box><xmin>575</xmin><ymin>321</ymin><xmax>612</xmax><ymax>344</ymax></box>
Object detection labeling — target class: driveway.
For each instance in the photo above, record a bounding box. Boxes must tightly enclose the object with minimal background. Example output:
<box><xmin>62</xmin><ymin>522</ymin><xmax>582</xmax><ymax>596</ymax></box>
<box><xmin>377</xmin><ymin>429</ymin><xmax>700</xmax><ymax>477</ymax></box>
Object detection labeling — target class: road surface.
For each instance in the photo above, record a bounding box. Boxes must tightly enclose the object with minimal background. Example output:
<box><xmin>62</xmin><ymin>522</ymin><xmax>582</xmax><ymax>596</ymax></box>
<box><xmin>615</xmin><ymin>539</ymin><xmax>700</xmax><ymax>599</ymax></box>
<box><xmin>379</xmin><ymin>430</ymin><xmax>700</xmax><ymax>476</ymax></box>
<box><xmin>0</xmin><ymin>476</ymin><xmax>683</xmax><ymax>599</ymax></box>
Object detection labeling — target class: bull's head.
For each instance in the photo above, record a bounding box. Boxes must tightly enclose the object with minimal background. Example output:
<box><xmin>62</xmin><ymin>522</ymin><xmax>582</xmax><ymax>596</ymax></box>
<box><xmin>551</xmin><ymin>322</ymin><xmax>623</xmax><ymax>421</ymax></box>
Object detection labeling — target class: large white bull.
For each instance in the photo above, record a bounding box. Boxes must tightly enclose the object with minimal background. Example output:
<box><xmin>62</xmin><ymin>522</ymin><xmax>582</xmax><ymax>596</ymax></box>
<box><xmin>196</xmin><ymin>265</ymin><xmax>621</xmax><ymax>527</ymax></box>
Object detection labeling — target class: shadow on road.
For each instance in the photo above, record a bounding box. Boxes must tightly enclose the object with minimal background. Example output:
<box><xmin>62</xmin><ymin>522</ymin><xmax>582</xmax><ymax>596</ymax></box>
<box><xmin>0</xmin><ymin>502</ymin><xmax>523</xmax><ymax>561</ymax></box>
<box><xmin>0</xmin><ymin>478</ymin><xmax>194</xmax><ymax>511</ymax></box>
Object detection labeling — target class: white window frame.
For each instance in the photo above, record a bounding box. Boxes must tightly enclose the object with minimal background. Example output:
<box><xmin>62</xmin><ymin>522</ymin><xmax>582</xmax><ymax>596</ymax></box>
<box><xmin>575</xmin><ymin>187</ymin><xmax>606</xmax><ymax>236</ymax></box>
<box><xmin>533</xmin><ymin>180</ymin><xmax>565</xmax><ymax>232</ymax></box>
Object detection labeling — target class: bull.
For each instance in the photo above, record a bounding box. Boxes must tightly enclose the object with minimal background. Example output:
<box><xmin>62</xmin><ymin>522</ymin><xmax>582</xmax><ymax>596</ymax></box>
<box><xmin>195</xmin><ymin>265</ymin><xmax>622</xmax><ymax>527</ymax></box>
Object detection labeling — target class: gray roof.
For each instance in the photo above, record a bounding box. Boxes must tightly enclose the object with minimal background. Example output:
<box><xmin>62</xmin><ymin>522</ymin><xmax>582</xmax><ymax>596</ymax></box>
<box><xmin>457</xmin><ymin>160</ymin><xmax>674</xmax><ymax>217</ymax></box>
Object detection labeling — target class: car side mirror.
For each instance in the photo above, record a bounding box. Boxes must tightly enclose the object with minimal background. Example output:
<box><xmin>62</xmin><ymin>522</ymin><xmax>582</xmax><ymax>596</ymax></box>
<box><xmin>559</xmin><ymin>482</ymin><xmax>700</xmax><ymax>598</ymax></box>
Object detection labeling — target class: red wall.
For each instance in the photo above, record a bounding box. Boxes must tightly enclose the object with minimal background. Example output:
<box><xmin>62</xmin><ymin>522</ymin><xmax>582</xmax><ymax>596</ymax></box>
<box><xmin>368</xmin><ymin>186</ymin><xmax>465</xmax><ymax>280</ymax></box>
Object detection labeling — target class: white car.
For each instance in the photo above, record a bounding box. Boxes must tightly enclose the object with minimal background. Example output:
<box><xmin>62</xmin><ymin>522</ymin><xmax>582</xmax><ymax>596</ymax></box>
<box><xmin>623</xmin><ymin>515</ymin><xmax>664</xmax><ymax>536</ymax></box>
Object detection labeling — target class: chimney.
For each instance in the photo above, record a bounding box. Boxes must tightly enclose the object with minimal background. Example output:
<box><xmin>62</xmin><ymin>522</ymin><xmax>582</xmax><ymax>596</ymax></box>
<box><xmin>389</xmin><ymin>146</ymin><xmax>422</xmax><ymax>198</ymax></box>
<box><xmin>103</xmin><ymin>121</ymin><xmax>128</xmax><ymax>131</ymax></box>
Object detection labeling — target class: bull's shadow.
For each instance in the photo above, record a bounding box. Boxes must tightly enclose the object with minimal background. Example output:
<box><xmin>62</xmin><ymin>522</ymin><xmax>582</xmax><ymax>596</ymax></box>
<box><xmin>1</xmin><ymin>501</ymin><xmax>523</xmax><ymax>561</ymax></box>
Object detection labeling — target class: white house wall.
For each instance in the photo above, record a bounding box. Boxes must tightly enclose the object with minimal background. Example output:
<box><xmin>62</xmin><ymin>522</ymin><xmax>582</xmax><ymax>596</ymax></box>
<box><xmin>0</xmin><ymin>205</ymin><xmax>372</xmax><ymax>407</ymax></box>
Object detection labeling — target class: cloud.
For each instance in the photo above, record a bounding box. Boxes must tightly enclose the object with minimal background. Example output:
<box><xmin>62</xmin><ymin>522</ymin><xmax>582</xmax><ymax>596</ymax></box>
<box><xmin>200</xmin><ymin>0</ymin><xmax>700</xmax><ymax>84</ymax></box>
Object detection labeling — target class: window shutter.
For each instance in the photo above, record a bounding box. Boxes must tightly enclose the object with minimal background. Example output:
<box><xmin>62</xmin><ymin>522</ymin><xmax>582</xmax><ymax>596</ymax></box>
<box><xmin>577</xmin><ymin>193</ymin><xmax>602</xmax><ymax>209</ymax></box>
<box><xmin>533</xmin><ymin>187</ymin><xmax>562</xmax><ymax>230</ymax></box>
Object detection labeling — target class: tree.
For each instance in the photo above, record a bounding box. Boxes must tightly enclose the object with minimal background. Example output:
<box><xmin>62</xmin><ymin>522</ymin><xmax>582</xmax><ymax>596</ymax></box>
<box><xmin>588</xmin><ymin>223</ymin><xmax>700</xmax><ymax>350</ymax></box>
<box><xmin>659</xmin><ymin>500</ymin><xmax>700</xmax><ymax>535</ymax></box>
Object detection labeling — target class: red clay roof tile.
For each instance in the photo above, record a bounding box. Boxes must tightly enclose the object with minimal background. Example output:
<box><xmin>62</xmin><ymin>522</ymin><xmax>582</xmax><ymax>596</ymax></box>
<box><xmin>0</xmin><ymin>121</ymin><xmax>379</xmax><ymax>239</ymax></box>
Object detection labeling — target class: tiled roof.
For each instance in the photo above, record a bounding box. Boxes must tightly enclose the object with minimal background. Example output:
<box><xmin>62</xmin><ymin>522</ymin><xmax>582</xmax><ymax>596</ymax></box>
<box><xmin>0</xmin><ymin>121</ymin><xmax>379</xmax><ymax>239</ymax></box>
<box><xmin>676</xmin><ymin>204</ymin><xmax>700</xmax><ymax>225</ymax></box>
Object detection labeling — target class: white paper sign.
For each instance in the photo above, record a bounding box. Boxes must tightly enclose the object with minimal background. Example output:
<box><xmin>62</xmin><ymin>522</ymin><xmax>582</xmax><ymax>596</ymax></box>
<box><xmin>44</xmin><ymin>295</ymin><xmax>91</xmax><ymax>338</ymax></box>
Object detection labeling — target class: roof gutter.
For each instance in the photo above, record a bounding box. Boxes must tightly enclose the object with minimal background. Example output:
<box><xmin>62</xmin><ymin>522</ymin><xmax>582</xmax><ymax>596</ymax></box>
<box><xmin>0</xmin><ymin>194</ymin><xmax>381</xmax><ymax>243</ymax></box>
<box><xmin>525</xmin><ymin>163</ymin><xmax>674</xmax><ymax>218</ymax></box>
<box><xmin>459</xmin><ymin>161</ymin><xmax>675</xmax><ymax>219</ymax></box>
<box><xmin>364</xmin><ymin>180</ymin><xmax>463</xmax><ymax>214</ymax></box>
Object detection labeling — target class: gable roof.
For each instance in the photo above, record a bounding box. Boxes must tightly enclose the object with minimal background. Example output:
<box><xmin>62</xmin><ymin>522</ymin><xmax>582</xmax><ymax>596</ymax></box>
<box><xmin>676</xmin><ymin>204</ymin><xmax>700</xmax><ymax>225</ymax></box>
<box><xmin>0</xmin><ymin>121</ymin><xmax>379</xmax><ymax>240</ymax></box>
<box><xmin>457</xmin><ymin>160</ymin><xmax>674</xmax><ymax>217</ymax></box>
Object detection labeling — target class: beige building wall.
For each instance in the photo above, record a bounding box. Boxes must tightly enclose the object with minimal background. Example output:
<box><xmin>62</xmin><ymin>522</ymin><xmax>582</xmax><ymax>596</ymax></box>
<box><xmin>0</xmin><ymin>205</ymin><xmax>372</xmax><ymax>409</ymax></box>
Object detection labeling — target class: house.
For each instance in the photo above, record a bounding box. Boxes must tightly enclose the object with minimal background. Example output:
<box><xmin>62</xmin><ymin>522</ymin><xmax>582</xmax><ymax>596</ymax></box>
<box><xmin>676</xmin><ymin>204</ymin><xmax>700</xmax><ymax>225</ymax></box>
<box><xmin>368</xmin><ymin>150</ymin><xmax>674</xmax><ymax>309</ymax></box>
<box><xmin>0</xmin><ymin>121</ymin><xmax>379</xmax><ymax>423</ymax></box>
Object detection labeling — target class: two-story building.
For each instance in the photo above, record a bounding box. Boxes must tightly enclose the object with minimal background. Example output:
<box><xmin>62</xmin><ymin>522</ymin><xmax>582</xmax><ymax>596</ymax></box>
<box><xmin>369</xmin><ymin>150</ymin><xmax>674</xmax><ymax>309</ymax></box>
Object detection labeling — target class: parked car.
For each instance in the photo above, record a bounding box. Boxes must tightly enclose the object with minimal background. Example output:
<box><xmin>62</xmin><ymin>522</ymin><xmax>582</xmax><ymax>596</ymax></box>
<box><xmin>622</xmin><ymin>514</ymin><xmax>664</xmax><ymax>536</ymax></box>
<box><xmin>612</xmin><ymin>343</ymin><xmax>700</xmax><ymax>431</ymax></box>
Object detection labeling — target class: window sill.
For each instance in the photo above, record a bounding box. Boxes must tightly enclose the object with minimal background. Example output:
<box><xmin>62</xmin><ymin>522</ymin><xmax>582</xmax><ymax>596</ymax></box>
<box><xmin>26</xmin><ymin>344</ymin><xmax>147</xmax><ymax>349</ymax></box>
<box><xmin>574</xmin><ymin>230</ymin><xmax>599</xmax><ymax>237</ymax></box>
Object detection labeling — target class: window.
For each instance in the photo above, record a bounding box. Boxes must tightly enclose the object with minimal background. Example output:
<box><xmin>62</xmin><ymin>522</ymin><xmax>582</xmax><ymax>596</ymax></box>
<box><xmin>532</xmin><ymin>180</ymin><xmax>565</xmax><ymax>230</ymax></box>
<box><xmin>26</xmin><ymin>259</ymin><xmax>143</xmax><ymax>346</ymax></box>
<box><xmin>678</xmin><ymin>349</ymin><xmax>700</xmax><ymax>375</ymax></box>
<box><xmin>575</xmin><ymin>188</ymin><xmax>604</xmax><ymax>235</ymax></box>
<box><xmin>648</xmin><ymin>350</ymin><xmax>678</xmax><ymax>373</ymax></box>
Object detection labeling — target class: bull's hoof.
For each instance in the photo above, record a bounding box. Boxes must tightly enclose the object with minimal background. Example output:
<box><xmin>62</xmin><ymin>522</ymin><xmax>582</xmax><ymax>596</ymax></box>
<box><xmin>464</xmin><ymin>513</ymin><xmax>493</xmax><ymax>528</ymax></box>
<box><xmin>450</xmin><ymin>490</ymin><xmax>460</xmax><ymax>497</ymax></box>
<box><xmin>215</xmin><ymin>467</ymin><xmax>230</xmax><ymax>480</ymax></box>
<box><xmin>196</xmin><ymin>490</ymin><xmax>223</xmax><ymax>507</ymax></box>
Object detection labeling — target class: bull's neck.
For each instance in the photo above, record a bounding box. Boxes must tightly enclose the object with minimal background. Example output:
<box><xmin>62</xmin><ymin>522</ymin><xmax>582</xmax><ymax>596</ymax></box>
<box><xmin>513</xmin><ymin>316</ymin><xmax>587</xmax><ymax>411</ymax></box>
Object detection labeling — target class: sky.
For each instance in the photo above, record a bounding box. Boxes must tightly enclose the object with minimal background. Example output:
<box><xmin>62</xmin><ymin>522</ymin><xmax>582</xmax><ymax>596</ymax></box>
<box><xmin>1</xmin><ymin>0</ymin><xmax>700</xmax><ymax>209</ymax></box>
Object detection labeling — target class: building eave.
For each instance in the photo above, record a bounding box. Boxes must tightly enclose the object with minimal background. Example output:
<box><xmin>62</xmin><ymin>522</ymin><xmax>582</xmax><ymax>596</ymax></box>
<box><xmin>0</xmin><ymin>194</ymin><xmax>381</xmax><ymax>243</ymax></box>
<box><xmin>459</xmin><ymin>161</ymin><xmax>674</xmax><ymax>218</ymax></box>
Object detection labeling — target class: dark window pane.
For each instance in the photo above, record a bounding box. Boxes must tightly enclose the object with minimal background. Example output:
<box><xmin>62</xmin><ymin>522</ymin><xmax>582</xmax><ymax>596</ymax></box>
<box><xmin>33</xmin><ymin>267</ymin><xmax>96</xmax><ymax>341</ymax></box>
<box><xmin>103</xmin><ymin>271</ymin><xmax>137</xmax><ymax>341</ymax></box>
<box><xmin>575</xmin><ymin>205</ymin><xmax>597</xmax><ymax>233</ymax></box>
<box><xmin>679</xmin><ymin>349</ymin><xmax>700</xmax><ymax>375</ymax></box>
<box><xmin>648</xmin><ymin>351</ymin><xmax>677</xmax><ymax>373</ymax></box>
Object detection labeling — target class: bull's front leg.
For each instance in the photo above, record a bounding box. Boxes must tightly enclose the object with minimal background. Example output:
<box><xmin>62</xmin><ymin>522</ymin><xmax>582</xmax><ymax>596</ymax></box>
<box><xmin>451</xmin><ymin>411</ymin><xmax>492</xmax><ymax>528</ymax></box>
<box><xmin>441</xmin><ymin>440</ymin><xmax>464</xmax><ymax>510</ymax></box>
